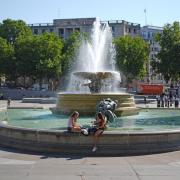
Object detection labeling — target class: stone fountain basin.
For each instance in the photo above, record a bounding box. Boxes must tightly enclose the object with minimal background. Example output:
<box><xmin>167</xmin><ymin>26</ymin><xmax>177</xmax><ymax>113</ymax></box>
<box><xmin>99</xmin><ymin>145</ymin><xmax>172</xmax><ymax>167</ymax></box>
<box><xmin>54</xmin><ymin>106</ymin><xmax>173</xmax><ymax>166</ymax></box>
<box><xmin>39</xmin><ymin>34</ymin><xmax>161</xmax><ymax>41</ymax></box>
<box><xmin>54</xmin><ymin>92</ymin><xmax>139</xmax><ymax>116</ymax></box>
<box><xmin>0</xmin><ymin>123</ymin><xmax>180</xmax><ymax>156</ymax></box>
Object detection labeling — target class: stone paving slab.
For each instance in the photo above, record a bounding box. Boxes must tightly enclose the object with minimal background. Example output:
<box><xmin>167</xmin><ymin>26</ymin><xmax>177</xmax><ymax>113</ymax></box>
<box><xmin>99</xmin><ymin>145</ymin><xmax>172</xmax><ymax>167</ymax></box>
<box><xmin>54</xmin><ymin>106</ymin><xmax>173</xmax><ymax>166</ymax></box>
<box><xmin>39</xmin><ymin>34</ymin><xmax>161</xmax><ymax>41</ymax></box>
<box><xmin>1</xmin><ymin>175</ymin><xmax>28</xmax><ymax>180</ymax></box>
<box><xmin>133</xmin><ymin>165</ymin><xmax>180</xmax><ymax>176</ymax></box>
<box><xmin>84</xmin><ymin>176</ymin><xmax>139</xmax><ymax>180</ymax></box>
<box><xmin>0</xmin><ymin>164</ymin><xmax>32</xmax><ymax>177</ymax></box>
<box><xmin>0</xmin><ymin>148</ymin><xmax>180</xmax><ymax>179</ymax></box>
<box><xmin>140</xmin><ymin>176</ymin><xmax>180</xmax><ymax>180</ymax></box>
<box><xmin>27</xmin><ymin>175</ymin><xmax>81</xmax><ymax>180</ymax></box>
<box><xmin>0</xmin><ymin>100</ymin><xmax>55</xmax><ymax>109</ymax></box>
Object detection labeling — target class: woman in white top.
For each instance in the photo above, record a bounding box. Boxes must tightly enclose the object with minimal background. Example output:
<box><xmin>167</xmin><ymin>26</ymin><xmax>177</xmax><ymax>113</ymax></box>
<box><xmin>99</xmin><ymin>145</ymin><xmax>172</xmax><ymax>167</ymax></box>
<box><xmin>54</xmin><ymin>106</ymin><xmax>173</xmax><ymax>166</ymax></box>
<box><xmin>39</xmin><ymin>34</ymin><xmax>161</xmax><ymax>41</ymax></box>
<box><xmin>67</xmin><ymin>111</ymin><xmax>81</xmax><ymax>132</ymax></box>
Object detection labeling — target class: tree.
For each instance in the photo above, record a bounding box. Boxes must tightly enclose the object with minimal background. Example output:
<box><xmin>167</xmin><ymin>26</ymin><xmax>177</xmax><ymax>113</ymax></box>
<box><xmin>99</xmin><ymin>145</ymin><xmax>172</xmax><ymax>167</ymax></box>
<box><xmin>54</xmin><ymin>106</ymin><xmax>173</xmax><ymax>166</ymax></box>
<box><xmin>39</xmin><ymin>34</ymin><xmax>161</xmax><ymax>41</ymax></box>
<box><xmin>152</xmin><ymin>22</ymin><xmax>180</xmax><ymax>82</ymax></box>
<box><xmin>14</xmin><ymin>32</ymin><xmax>63</xmax><ymax>87</ymax></box>
<box><xmin>114</xmin><ymin>35</ymin><xmax>149</xmax><ymax>84</ymax></box>
<box><xmin>14</xmin><ymin>34</ymin><xmax>37</xmax><ymax>83</ymax></box>
<box><xmin>61</xmin><ymin>31</ymin><xmax>86</xmax><ymax>75</ymax></box>
<box><xmin>0</xmin><ymin>19</ymin><xmax>32</xmax><ymax>44</ymax></box>
<box><xmin>35</xmin><ymin>33</ymin><xmax>63</xmax><ymax>83</ymax></box>
<box><xmin>0</xmin><ymin>37</ymin><xmax>14</xmax><ymax>78</ymax></box>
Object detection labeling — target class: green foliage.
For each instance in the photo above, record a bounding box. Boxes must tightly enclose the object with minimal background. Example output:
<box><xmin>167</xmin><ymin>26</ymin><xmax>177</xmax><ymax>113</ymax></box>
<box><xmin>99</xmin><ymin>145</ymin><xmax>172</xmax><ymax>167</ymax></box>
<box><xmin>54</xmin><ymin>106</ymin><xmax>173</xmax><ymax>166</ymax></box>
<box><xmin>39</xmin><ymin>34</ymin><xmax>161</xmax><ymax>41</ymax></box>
<box><xmin>14</xmin><ymin>34</ymin><xmax>38</xmax><ymax>79</ymax></box>
<box><xmin>61</xmin><ymin>31</ymin><xmax>86</xmax><ymax>75</ymax></box>
<box><xmin>35</xmin><ymin>33</ymin><xmax>63</xmax><ymax>80</ymax></box>
<box><xmin>0</xmin><ymin>19</ymin><xmax>32</xmax><ymax>44</ymax></box>
<box><xmin>114</xmin><ymin>35</ymin><xmax>149</xmax><ymax>83</ymax></box>
<box><xmin>152</xmin><ymin>22</ymin><xmax>180</xmax><ymax>82</ymax></box>
<box><xmin>0</xmin><ymin>37</ymin><xmax>14</xmax><ymax>77</ymax></box>
<box><xmin>0</xmin><ymin>18</ymin><xmax>65</xmax><ymax>87</ymax></box>
<box><xmin>15</xmin><ymin>33</ymin><xmax>63</xmax><ymax>81</ymax></box>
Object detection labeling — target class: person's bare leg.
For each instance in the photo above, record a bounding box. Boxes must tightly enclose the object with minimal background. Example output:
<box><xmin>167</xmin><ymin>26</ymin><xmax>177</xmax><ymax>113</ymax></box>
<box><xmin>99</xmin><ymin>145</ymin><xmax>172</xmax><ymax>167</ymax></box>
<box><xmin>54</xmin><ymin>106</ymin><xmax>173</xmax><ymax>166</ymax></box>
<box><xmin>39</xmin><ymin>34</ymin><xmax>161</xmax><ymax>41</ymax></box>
<box><xmin>92</xmin><ymin>130</ymin><xmax>102</xmax><ymax>152</ymax></box>
<box><xmin>72</xmin><ymin>126</ymin><xmax>81</xmax><ymax>132</ymax></box>
<box><xmin>93</xmin><ymin>135</ymin><xmax>98</xmax><ymax>147</ymax></box>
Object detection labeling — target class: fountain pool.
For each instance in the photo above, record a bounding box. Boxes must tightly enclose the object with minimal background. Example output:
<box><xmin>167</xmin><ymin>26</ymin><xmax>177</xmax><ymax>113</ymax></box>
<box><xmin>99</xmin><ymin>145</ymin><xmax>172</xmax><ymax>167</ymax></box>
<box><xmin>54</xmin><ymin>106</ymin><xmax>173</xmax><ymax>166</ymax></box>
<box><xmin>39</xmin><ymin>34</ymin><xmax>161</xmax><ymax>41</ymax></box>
<box><xmin>1</xmin><ymin>108</ymin><xmax>180</xmax><ymax>155</ymax></box>
<box><xmin>1</xmin><ymin>108</ymin><xmax>180</xmax><ymax>132</ymax></box>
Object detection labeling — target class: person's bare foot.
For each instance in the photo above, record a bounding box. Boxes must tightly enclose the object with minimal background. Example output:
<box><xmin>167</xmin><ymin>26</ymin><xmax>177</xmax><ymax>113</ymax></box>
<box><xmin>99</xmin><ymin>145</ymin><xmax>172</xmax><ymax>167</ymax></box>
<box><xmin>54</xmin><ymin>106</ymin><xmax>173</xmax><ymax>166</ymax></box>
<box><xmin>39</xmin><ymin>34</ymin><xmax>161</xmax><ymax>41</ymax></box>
<box><xmin>92</xmin><ymin>146</ymin><xmax>97</xmax><ymax>152</ymax></box>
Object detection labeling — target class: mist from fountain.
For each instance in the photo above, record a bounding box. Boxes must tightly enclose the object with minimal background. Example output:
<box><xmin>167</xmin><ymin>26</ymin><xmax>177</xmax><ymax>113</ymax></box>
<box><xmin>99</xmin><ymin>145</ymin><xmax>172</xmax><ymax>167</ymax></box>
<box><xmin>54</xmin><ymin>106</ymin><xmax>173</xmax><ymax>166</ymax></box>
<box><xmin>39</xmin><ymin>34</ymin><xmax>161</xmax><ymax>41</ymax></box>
<box><xmin>67</xmin><ymin>18</ymin><xmax>121</xmax><ymax>93</ymax></box>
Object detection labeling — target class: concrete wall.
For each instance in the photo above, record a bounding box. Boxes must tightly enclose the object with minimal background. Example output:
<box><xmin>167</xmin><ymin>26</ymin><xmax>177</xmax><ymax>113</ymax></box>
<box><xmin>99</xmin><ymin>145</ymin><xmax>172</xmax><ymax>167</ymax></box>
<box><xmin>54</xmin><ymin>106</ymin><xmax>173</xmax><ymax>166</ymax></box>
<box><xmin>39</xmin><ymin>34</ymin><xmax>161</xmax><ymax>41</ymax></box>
<box><xmin>0</xmin><ymin>124</ymin><xmax>180</xmax><ymax>155</ymax></box>
<box><xmin>0</xmin><ymin>88</ymin><xmax>56</xmax><ymax>100</ymax></box>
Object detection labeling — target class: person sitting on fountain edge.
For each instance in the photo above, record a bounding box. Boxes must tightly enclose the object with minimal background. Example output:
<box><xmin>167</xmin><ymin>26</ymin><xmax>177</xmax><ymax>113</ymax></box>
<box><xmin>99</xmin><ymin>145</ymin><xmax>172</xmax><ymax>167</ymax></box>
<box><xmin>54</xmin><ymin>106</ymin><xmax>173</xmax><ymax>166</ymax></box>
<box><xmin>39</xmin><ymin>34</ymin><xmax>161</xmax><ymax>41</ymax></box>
<box><xmin>67</xmin><ymin>111</ymin><xmax>81</xmax><ymax>132</ymax></box>
<box><xmin>91</xmin><ymin>112</ymin><xmax>106</xmax><ymax>152</ymax></box>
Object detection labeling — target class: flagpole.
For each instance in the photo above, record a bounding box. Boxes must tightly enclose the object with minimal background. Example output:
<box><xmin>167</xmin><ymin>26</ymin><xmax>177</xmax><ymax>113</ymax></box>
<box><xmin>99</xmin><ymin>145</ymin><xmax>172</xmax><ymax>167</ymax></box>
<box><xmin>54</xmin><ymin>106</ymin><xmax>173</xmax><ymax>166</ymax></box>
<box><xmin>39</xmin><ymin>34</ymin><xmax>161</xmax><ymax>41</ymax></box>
<box><xmin>144</xmin><ymin>9</ymin><xmax>147</xmax><ymax>25</ymax></box>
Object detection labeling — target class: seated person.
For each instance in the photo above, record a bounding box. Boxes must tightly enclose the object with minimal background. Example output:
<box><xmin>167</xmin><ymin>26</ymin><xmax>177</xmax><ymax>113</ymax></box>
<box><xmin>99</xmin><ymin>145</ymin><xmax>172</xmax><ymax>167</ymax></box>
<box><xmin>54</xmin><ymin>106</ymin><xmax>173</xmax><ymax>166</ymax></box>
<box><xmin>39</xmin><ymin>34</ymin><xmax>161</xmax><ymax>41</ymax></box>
<box><xmin>91</xmin><ymin>112</ymin><xmax>106</xmax><ymax>152</ymax></box>
<box><xmin>67</xmin><ymin>111</ymin><xmax>81</xmax><ymax>132</ymax></box>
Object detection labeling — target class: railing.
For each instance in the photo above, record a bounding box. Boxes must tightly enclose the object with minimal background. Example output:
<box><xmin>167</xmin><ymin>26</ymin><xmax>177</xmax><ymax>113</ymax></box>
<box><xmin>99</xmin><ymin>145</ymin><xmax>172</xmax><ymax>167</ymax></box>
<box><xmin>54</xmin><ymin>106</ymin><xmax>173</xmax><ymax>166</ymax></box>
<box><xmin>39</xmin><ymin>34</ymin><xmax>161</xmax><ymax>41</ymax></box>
<box><xmin>28</xmin><ymin>23</ymin><xmax>54</xmax><ymax>27</ymax></box>
<box><xmin>29</xmin><ymin>20</ymin><xmax>140</xmax><ymax>28</ymax></box>
<box><xmin>101</xmin><ymin>20</ymin><xmax>140</xmax><ymax>27</ymax></box>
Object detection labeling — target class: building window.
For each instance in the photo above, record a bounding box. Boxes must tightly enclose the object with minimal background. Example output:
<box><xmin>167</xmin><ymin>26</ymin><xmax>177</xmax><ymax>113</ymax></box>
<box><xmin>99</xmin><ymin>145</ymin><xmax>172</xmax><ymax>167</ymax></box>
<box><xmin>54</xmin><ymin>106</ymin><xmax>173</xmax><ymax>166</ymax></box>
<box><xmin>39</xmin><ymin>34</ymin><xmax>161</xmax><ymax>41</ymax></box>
<box><xmin>58</xmin><ymin>28</ymin><xmax>64</xmax><ymax>37</ymax></box>
<box><xmin>126</xmin><ymin>27</ymin><xmax>128</xmax><ymax>32</ymax></box>
<box><xmin>42</xmin><ymin>29</ymin><xmax>46</xmax><ymax>33</ymax></box>
<box><xmin>111</xmin><ymin>26</ymin><xmax>115</xmax><ymax>32</ymax></box>
<box><xmin>34</xmin><ymin>29</ymin><xmax>38</xmax><ymax>35</ymax></box>
<box><xmin>59</xmin><ymin>28</ymin><xmax>64</xmax><ymax>34</ymax></box>
<box><xmin>65</xmin><ymin>28</ymin><xmax>73</xmax><ymax>38</ymax></box>
<box><xmin>66</xmin><ymin>28</ymin><xmax>73</xmax><ymax>33</ymax></box>
<box><xmin>134</xmin><ymin>29</ymin><xmax>136</xmax><ymax>33</ymax></box>
<box><xmin>74</xmin><ymin>28</ymin><xmax>80</xmax><ymax>32</ymax></box>
<box><xmin>50</xmin><ymin>28</ymin><xmax>54</xmax><ymax>32</ymax></box>
<box><xmin>129</xmin><ymin>28</ymin><xmax>131</xmax><ymax>33</ymax></box>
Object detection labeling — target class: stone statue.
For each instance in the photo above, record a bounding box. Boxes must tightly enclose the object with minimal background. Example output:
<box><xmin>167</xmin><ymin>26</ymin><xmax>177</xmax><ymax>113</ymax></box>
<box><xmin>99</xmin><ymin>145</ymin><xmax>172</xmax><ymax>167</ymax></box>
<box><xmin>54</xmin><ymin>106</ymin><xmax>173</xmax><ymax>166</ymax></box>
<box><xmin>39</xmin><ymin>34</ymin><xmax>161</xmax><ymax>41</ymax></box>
<box><xmin>96</xmin><ymin>98</ymin><xmax>118</xmax><ymax>123</ymax></box>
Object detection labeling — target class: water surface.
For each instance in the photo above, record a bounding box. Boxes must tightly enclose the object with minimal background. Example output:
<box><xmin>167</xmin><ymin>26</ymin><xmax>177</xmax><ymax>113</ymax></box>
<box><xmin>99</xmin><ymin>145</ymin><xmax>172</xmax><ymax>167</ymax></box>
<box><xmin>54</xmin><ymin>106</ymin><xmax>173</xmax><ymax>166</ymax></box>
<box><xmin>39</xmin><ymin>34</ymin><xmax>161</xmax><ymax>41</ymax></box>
<box><xmin>1</xmin><ymin>109</ymin><xmax>180</xmax><ymax>132</ymax></box>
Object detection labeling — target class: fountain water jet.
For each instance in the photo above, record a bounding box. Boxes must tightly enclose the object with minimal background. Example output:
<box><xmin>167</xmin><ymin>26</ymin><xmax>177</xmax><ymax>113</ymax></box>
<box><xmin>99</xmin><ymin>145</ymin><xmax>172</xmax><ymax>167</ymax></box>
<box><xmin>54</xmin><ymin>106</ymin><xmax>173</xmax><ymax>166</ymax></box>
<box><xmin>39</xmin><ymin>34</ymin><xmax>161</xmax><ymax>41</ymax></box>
<box><xmin>54</xmin><ymin>19</ymin><xmax>139</xmax><ymax>116</ymax></box>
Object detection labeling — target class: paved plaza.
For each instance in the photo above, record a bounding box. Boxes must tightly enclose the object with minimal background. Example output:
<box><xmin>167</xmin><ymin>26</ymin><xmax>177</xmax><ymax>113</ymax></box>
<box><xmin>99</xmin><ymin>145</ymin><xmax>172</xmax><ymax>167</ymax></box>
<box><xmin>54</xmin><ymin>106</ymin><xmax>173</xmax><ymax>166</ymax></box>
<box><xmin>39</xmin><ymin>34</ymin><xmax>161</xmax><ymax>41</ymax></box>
<box><xmin>0</xmin><ymin>100</ymin><xmax>56</xmax><ymax>109</ymax></box>
<box><xmin>1</xmin><ymin>147</ymin><xmax>180</xmax><ymax>180</ymax></box>
<box><xmin>0</xmin><ymin>99</ymin><xmax>177</xmax><ymax>109</ymax></box>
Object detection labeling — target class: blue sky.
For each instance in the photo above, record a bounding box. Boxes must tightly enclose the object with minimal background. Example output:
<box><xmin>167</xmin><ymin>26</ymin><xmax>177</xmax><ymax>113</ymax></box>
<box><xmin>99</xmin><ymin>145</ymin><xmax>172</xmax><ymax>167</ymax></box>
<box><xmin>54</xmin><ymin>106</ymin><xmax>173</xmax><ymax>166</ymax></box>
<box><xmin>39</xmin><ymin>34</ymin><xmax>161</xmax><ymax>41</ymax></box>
<box><xmin>0</xmin><ymin>0</ymin><xmax>180</xmax><ymax>27</ymax></box>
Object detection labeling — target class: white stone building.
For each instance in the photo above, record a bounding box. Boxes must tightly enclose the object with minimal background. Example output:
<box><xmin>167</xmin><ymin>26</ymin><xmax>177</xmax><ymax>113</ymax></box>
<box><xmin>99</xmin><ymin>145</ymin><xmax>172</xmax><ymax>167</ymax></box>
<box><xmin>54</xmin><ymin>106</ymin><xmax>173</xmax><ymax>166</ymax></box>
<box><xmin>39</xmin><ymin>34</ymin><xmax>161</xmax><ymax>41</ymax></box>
<box><xmin>29</xmin><ymin>18</ymin><xmax>140</xmax><ymax>39</ymax></box>
<box><xmin>141</xmin><ymin>25</ymin><xmax>164</xmax><ymax>84</ymax></box>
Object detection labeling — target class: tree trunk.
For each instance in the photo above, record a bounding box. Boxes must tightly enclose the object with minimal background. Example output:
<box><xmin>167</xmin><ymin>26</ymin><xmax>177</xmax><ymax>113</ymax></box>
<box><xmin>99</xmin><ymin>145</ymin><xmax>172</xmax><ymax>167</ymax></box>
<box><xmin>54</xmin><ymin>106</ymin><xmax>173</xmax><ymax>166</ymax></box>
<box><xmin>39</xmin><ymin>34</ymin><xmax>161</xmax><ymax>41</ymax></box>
<box><xmin>39</xmin><ymin>79</ymin><xmax>42</xmax><ymax>90</ymax></box>
<box><xmin>24</xmin><ymin>75</ymin><xmax>26</xmax><ymax>87</ymax></box>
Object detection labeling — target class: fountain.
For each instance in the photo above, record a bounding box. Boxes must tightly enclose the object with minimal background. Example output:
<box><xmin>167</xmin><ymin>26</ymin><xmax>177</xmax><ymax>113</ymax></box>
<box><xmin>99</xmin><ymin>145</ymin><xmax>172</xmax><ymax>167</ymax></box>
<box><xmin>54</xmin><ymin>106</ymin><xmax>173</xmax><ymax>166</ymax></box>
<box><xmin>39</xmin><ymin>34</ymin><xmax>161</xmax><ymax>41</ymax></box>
<box><xmin>54</xmin><ymin>19</ymin><xmax>139</xmax><ymax>116</ymax></box>
<box><xmin>1</xmin><ymin>19</ymin><xmax>180</xmax><ymax>156</ymax></box>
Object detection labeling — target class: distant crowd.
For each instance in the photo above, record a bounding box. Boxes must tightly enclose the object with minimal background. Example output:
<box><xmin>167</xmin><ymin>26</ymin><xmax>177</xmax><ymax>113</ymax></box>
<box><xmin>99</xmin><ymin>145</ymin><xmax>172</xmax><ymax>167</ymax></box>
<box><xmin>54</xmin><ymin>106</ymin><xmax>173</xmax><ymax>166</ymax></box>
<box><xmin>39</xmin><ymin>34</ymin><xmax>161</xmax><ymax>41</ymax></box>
<box><xmin>156</xmin><ymin>85</ymin><xmax>180</xmax><ymax>108</ymax></box>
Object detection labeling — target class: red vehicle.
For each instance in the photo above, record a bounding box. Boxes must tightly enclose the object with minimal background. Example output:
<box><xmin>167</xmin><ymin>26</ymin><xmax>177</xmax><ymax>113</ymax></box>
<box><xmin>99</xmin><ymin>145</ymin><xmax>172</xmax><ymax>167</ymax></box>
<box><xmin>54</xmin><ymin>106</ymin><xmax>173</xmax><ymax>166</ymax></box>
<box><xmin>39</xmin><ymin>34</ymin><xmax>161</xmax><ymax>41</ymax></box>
<box><xmin>137</xmin><ymin>83</ymin><xmax>164</xmax><ymax>95</ymax></box>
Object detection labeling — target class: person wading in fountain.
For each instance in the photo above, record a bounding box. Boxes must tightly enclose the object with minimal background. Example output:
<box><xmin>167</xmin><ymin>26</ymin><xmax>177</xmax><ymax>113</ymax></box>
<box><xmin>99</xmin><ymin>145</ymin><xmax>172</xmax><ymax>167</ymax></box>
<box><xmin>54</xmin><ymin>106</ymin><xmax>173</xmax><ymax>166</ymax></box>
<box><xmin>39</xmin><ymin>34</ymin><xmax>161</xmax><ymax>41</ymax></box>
<box><xmin>67</xmin><ymin>111</ymin><xmax>81</xmax><ymax>132</ymax></box>
<box><xmin>91</xmin><ymin>112</ymin><xmax>106</xmax><ymax>152</ymax></box>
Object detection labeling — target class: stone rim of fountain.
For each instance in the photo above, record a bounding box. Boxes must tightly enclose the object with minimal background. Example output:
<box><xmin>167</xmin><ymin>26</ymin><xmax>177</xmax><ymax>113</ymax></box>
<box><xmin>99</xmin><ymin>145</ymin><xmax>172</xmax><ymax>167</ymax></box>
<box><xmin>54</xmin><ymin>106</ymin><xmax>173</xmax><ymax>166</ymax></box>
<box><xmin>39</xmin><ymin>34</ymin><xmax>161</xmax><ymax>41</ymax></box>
<box><xmin>1</xmin><ymin>122</ymin><xmax>180</xmax><ymax>156</ymax></box>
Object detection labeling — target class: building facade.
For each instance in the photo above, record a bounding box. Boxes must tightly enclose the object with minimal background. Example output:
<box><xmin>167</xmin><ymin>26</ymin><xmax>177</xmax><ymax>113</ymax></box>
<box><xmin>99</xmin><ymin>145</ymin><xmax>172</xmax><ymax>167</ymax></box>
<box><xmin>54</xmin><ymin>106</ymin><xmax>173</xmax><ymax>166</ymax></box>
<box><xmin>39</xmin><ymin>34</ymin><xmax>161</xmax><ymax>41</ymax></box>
<box><xmin>141</xmin><ymin>25</ymin><xmax>163</xmax><ymax>84</ymax></box>
<box><xmin>29</xmin><ymin>18</ymin><xmax>141</xmax><ymax>39</ymax></box>
<box><xmin>107</xmin><ymin>20</ymin><xmax>140</xmax><ymax>38</ymax></box>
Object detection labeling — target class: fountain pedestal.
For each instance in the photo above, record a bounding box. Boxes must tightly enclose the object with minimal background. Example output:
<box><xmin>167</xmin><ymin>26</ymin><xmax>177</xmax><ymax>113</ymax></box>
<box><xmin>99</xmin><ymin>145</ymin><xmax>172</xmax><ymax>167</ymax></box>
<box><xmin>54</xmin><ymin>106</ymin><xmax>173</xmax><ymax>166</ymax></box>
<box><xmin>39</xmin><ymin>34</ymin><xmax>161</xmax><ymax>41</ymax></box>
<box><xmin>53</xmin><ymin>92</ymin><xmax>139</xmax><ymax>116</ymax></box>
<box><xmin>53</xmin><ymin>71</ymin><xmax>139</xmax><ymax>116</ymax></box>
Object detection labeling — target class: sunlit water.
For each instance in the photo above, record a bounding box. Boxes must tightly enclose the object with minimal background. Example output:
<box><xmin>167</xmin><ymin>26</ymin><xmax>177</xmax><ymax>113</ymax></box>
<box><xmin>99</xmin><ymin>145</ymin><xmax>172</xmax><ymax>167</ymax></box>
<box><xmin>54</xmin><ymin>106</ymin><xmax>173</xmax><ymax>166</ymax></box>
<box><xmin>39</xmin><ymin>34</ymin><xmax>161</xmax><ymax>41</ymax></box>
<box><xmin>67</xmin><ymin>19</ymin><xmax>120</xmax><ymax>92</ymax></box>
<box><xmin>1</xmin><ymin>109</ymin><xmax>180</xmax><ymax>132</ymax></box>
